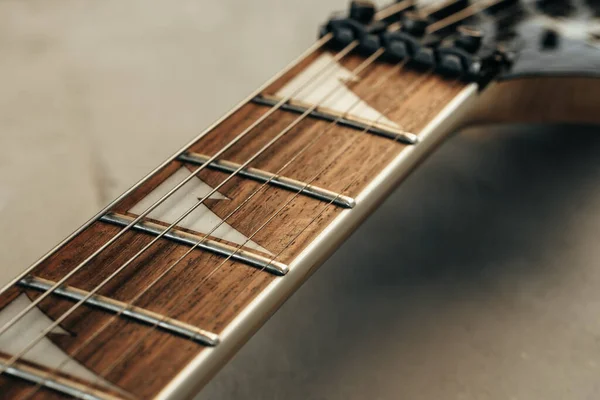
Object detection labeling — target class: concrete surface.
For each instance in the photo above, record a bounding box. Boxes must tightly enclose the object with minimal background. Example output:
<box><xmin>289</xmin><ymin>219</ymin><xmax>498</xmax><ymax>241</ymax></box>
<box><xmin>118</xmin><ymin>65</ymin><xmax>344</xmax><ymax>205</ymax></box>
<box><xmin>1</xmin><ymin>1</ymin><xmax>599</xmax><ymax>399</ymax></box>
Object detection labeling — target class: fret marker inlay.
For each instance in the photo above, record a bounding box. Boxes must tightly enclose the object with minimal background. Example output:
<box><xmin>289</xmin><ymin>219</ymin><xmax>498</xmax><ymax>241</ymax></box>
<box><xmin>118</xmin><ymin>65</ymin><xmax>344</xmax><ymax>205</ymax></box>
<box><xmin>270</xmin><ymin>52</ymin><xmax>417</xmax><ymax>144</ymax></box>
<box><xmin>0</xmin><ymin>294</ymin><xmax>120</xmax><ymax>394</ymax></box>
<box><xmin>129</xmin><ymin>167</ymin><xmax>271</xmax><ymax>254</ymax></box>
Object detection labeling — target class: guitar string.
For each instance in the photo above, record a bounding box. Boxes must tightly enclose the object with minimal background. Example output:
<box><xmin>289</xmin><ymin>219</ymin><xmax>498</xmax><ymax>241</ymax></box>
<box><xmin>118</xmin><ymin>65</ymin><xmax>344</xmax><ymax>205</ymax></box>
<box><xmin>0</xmin><ymin>0</ymin><xmax>439</xmax><ymax>340</ymax></box>
<box><xmin>0</xmin><ymin>0</ymin><xmax>483</xmax><ymax>338</ymax></box>
<box><xmin>19</xmin><ymin>52</ymin><xmax>415</xmax><ymax>400</ymax></box>
<box><xmin>0</xmin><ymin>0</ymin><xmax>420</xmax><ymax>346</ymax></box>
<box><xmin>20</xmin><ymin>0</ymin><xmax>469</xmax><ymax>388</ymax></box>
<box><xmin>32</xmin><ymin>10</ymin><xmax>469</xmax><ymax>392</ymax></box>
<box><xmin>0</xmin><ymin>31</ymin><xmax>395</xmax><ymax>378</ymax></box>
<box><xmin>11</xmin><ymin>0</ymin><xmax>491</xmax><ymax>393</ymax></box>
<box><xmin>88</xmin><ymin>0</ymin><xmax>484</xmax><ymax>376</ymax></box>
<box><xmin>0</xmin><ymin>32</ymin><xmax>355</xmax><ymax>342</ymax></box>
<box><xmin>8</xmin><ymin>0</ymin><xmax>488</xmax><ymax>391</ymax></box>
<box><xmin>209</xmin><ymin>78</ymin><xmax>465</xmax><ymax>324</ymax></box>
<box><xmin>0</xmin><ymin>33</ymin><xmax>349</xmax><ymax>336</ymax></box>
<box><xmin>16</xmin><ymin>44</ymin><xmax>400</xmax><ymax>400</ymax></box>
<box><xmin>14</xmin><ymin>1</ymin><xmax>468</xmax><ymax>384</ymax></box>
<box><xmin>18</xmin><ymin>46</ymin><xmax>406</xmax><ymax>400</ymax></box>
<box><xmin>0</xmin><ymin>30</ymin><xmax>336</xmax><ymax>300</ymax></box>
<box><xmin>93</xmin><ymin>71</ymin><xmax>458</xmax><ymax>397</ymax></box>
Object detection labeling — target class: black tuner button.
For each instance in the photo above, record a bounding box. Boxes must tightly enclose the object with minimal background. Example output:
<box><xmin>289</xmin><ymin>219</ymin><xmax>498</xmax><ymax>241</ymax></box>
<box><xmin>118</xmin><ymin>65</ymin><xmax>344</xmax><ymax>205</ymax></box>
<box><xmin>401</xmin><ymin>11</ymin><xmax>430</xmax><ymax>37</ymax></box>
<box><xmin>541</xmin><ymin>28</ymin><xmax>559</xmax><ymax>49</ymax></box>
<box><xmin>439</xmin><ymin>53</ymin><xmax>464</xmax><ymax>75</ymax></box>
<box><xmin>319</xmin><ymin>1</ymin><xmax>386</xmax><ymax>54</ymax></box>
<box><xmin>358</xmin><ymin>30</ymin><xmax>383</xmax><ymax>55</ymax></box>
<box><xmin>386</xmin><ymin>40</ymin><xmax>411</xmax><ymax>60</ymax></box>
<box><xmin>455</xmin><ymin>26</ymin><xmax>483</xmax><ymax>53</ymax></box>
<box><xmin>381</xmin><ymin>31</ymin><xmax>422</xmax><ymax>61</ymax></box>
<box><xmin>321</xmin><ymin>18</ymin><xmax>356</xmax><ymax>47</ymax></box>
<box><xmin>349</xmin><ymin>1</ymin><xmax>377</xmax><ymax>24</ymax></box>
<box><xmin>413</xmin><ymin>47</ymin><xmax>437</xmax><ymax>68</ymax></box>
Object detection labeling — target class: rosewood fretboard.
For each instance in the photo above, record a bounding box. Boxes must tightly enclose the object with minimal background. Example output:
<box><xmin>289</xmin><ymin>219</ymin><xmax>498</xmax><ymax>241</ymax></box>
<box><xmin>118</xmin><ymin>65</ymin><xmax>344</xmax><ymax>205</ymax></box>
<box><xmin>0</xmin><ymin>42</ymin><xmax>468</xmax><ymax>399</ymax></box>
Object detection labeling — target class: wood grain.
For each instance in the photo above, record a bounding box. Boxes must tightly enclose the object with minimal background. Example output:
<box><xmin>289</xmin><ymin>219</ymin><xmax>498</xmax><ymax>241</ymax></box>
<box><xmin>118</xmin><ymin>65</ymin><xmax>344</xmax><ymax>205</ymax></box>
<box><xmin>0</xmin><ymin>49</ymin><xmax>466</xmax><ymax>399</ymax></box>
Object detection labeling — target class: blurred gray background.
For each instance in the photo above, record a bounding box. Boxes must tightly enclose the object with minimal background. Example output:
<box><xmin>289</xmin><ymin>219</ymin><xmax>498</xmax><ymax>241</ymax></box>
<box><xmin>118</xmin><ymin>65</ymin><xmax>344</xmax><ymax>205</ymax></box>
<box><xmin>1</xmin><ymin>1</ymin><xmax>599</xmax><ymax>399</ymax></box>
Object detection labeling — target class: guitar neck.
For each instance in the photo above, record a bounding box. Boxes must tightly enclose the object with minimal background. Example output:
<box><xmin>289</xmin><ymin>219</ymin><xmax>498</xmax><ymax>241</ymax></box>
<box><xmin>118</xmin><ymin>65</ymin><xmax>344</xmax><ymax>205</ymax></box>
<box><xmin>0</xmin><ymin>35</ymin><xmax>478</xmax><ymax>400</ymax></box>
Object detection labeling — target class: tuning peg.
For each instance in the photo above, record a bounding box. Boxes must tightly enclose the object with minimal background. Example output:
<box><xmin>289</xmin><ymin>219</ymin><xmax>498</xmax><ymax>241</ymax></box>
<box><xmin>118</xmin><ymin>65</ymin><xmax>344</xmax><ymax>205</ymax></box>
<box><xmin>455</xmin><ymin>26</ymin><xmax>483</xmax><ymax>53</ymax></box>
<box><xmin>381</xmin><ymin>30</ymin><xmax>422</xmax><ymax>60</ymax></box>
<box><xmin>349</xmin><ymin>1</ymin><xmax>377</xmax><ymax>24</ymax></box>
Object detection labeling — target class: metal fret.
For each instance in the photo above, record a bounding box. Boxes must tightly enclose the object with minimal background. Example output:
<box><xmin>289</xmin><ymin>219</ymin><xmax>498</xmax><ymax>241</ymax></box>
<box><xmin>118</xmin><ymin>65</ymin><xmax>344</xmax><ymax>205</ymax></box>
<box><xmin>251</xmin><ymin>94</ymin><xmax>419</xmax><ymax>144</ymax></box>
<box><xmin>177</xmin><ymin>152</ymin><xmax>356</xmax><ymax>209</ymax></box>
<box><xmin>0</xmin><ymin>355</ymin><xmax>123</xmax><ymax>400</ymax></box>
<box><xmin>17</xmin><ymin>276</ymin><xmax>220</xmax><ymax>347</ymax></box>
<box><xmin>99</xmin><ymin>213</ymin><xmax>289</xmax><ymax>276</ymax></box>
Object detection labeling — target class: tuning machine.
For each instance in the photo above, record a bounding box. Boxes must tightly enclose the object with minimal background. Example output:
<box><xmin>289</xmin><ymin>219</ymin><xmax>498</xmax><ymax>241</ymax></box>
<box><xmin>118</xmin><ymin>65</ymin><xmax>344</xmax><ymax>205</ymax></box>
<box><xmin>436</xmin><ymin>26</ymin><xmax>515</xmax><ymax>84</ymax></box>
<box><xmin>436</xmin><ymin>26</ymin><xmax>484</xmax><ymax>77</ymax></box>
<box><xmin>380</xmin><ymin>10</ymin><xmax>438</xmax><ymax>64</ymax></box>
<box><xmin>319</xmin><ymin>0</ymin><xmax>412</xmax><ymax>55</ymax></box>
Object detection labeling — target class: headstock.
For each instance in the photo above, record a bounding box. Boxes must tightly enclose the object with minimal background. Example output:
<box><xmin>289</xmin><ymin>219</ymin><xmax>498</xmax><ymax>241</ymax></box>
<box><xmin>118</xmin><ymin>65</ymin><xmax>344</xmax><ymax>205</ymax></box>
<box><xmin>319</xmin><ymin>0</ymin><xmax>600</xmax><ymax>84</ymax></box>
<box><xmin>492</xmin><ymin>0</ymin><xmax>600</xmax><ymax>78</ymax></box>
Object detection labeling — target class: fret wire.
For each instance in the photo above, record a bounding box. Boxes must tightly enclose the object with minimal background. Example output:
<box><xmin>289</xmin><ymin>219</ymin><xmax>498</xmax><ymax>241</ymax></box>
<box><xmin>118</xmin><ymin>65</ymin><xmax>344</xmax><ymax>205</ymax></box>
<box><xmin>81</xmin><ymin>68</ymin><xmax>451</xmax><ymax>399</ymax></box>
<box><xmin>207</xmin><ymin>80</ymin><xmax>463</xmax><ymax>337</ymax></box>
<box><xmin>16</xmin><ymin>0</ymin><xmax>474</xmax><ymax>394</ymax></box>
<box><xmin>12</xmin><ymin>28</ymin><xmax>396</xmax><ymax>398</ymax></box>
<box><xmin>21</xmin><ymin>38</ymin><xmax>411</xmax><ymax>400</ymax></box>
<box><xmin>0</xmin><ymin>0</ymin><xmax>408</xmax><ymax>347</ymax></box>
<box><xmin>210</xmin><ymin>72</ymin><xmax>449</xmax><ymax>330</ymax></box>
<box><xmin>93</xmin><ymin>69</ymin><xmax>447</xmax><ymax>390</ymax></box>
<box><xmin>0</xmin><ymin>34</ymin><xmax>347</xmax><ymax>343</ymax></box>
<box><xmin>0</xmin><ymin>29</ymin><xmax>365</xmax><ymax>381</ymax></box>
<box><xmin>0</xmin><ymin>31</ymin><xmax>335</xmax><ymax>301</ymax></box>
<box><xmin>83</xmin><ymin>61</ymin><xmax>421</xmax><ymax>395</ymax></box>
<box><xmin>16</xmin><ymin>0</ymin><xmax>468</xmax><ymax>394</ymax></box>
<box><xmin>0</xmin><ymin>39</ymin><xmax>365</xmax><ymax>380</ymax></box>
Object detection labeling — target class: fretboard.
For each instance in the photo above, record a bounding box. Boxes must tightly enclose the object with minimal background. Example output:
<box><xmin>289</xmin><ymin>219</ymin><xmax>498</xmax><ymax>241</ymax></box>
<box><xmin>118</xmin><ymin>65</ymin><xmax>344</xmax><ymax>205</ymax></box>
<box><xmin>0</xmin><ymin>22</ymin><xmax>477</xmax><ymax>400</ymax></box>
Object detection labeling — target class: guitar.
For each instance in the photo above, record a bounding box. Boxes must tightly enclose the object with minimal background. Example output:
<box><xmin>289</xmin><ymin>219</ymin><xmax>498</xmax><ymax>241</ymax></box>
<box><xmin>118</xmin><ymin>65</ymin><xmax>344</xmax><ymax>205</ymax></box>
<box><xmin>1</xmin><ymin>0</ymin><xmax>599</xmax><ymax>399</ymax></box>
